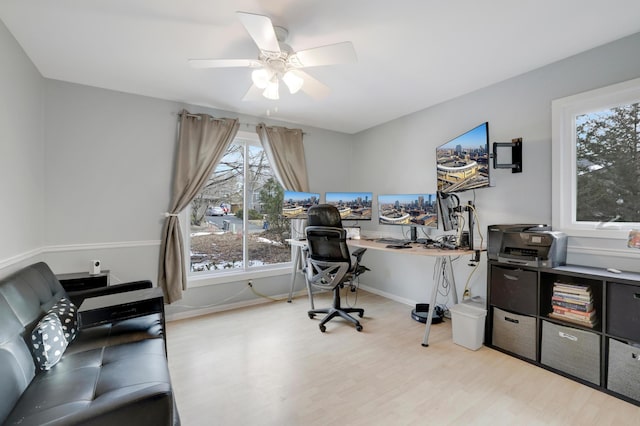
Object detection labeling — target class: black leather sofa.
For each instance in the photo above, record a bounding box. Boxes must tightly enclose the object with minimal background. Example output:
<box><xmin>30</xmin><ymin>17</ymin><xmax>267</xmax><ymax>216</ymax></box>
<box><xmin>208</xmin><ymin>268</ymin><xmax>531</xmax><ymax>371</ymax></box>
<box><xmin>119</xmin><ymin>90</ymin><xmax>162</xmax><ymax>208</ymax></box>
<box><xmin>0</xmin><ymin>262</ymin><xmax>179</xmax><ymax>426</ymax></box>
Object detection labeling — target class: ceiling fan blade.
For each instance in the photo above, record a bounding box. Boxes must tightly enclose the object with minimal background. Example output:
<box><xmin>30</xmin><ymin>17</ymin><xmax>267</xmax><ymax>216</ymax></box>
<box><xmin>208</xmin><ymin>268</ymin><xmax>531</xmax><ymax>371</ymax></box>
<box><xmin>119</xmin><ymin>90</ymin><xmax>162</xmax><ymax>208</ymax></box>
<box><xmin>295</xmin><ymin>70</ymin><xmax>330</xmax><ymax>100</ymax></box>
<box><xmin>292</xmin><ymin>41</ymin><xmax>357</xmax><ymax>68</ymax></box>
<box><xmin>242</xmin><ymin>84</ymin><xmax>265</xmax><ymax>102</ymax></box>
<box><xmin>236</xmin><ymin>12</ymin><xmax>280</xmax><ymax>53</ymax></box>
<box><xmin>188</xmin><ymin>59</ymin><xmax>261</xmax><ymax>69</ymax></box>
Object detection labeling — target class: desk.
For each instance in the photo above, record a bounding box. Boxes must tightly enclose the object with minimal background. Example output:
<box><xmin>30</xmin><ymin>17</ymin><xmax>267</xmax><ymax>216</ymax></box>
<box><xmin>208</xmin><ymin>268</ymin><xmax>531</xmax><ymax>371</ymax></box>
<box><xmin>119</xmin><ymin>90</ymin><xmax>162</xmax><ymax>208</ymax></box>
<box><xmin>288</xmin><ymin>237</ymin><xmax>475</xmax><ymax>347</ymax></box>
<box><xmin>286</xmin><ymin>239</ymin><xmax>315</xmax><ymax>308</ymax></box>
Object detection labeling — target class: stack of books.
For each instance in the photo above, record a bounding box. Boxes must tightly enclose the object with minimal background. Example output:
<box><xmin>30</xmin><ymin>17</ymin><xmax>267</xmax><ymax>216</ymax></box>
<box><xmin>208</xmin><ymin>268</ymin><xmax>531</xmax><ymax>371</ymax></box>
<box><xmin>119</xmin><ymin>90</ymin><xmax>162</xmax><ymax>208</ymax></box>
<box><xmin>549</xmin><ymin>282</ymin><xmax>598</xmax><ymax>328</ymax></box>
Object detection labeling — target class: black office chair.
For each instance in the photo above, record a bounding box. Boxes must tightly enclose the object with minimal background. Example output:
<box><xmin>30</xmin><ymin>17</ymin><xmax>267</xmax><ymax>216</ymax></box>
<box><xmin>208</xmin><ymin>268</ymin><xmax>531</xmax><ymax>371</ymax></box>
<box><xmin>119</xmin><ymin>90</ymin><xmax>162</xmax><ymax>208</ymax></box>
<box><xmin>304</xmin><ymin>204</ymin><xmax>367</xmax><ymax>332</ymax></box>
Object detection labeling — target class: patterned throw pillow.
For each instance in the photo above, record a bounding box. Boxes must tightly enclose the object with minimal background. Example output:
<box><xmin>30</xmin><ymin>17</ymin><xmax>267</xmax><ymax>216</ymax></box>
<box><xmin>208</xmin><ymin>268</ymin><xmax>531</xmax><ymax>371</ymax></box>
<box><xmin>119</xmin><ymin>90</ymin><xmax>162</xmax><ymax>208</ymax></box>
<box><xmin>30</xmin><ymin>313</ymin><xmax>69</xmax><ymax>370</ymax></box>
<box><xmin>50</xmin><ymin>297</ymin><xmax>78</xmax><ymax>342</ymax></box>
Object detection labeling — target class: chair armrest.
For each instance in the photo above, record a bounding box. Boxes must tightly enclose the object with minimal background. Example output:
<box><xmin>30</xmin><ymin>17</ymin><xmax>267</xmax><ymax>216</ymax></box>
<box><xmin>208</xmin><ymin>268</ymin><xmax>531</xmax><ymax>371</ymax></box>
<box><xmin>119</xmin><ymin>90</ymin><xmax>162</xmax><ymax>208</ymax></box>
<box><xmin>67</xmin><ymin>280</ymin><xmax>153</xmax><ymax>306</ymax></box>
<box><xmin>351</xmin><ymin>247</ymin><xmax>367</xmax><ymax>262</ymax></box>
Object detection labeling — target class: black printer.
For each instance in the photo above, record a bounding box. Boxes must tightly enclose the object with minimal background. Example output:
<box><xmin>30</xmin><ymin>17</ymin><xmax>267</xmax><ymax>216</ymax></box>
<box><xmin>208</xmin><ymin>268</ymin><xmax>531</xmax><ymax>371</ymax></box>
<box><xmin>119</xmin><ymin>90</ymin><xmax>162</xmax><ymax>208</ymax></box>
<box><xmin>488</xmin><ymin>224</ymin><xmax>567</xmax><ymax>268</ymax></box>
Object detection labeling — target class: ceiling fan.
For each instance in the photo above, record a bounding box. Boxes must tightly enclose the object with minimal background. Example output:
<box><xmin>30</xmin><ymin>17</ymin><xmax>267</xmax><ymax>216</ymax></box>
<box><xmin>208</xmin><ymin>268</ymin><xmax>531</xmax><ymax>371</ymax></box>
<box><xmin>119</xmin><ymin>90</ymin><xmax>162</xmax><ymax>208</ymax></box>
<box><xmin>188</xmin><ymin>12</ymin><xmax>357</xmax><ymax>101</ymax></box>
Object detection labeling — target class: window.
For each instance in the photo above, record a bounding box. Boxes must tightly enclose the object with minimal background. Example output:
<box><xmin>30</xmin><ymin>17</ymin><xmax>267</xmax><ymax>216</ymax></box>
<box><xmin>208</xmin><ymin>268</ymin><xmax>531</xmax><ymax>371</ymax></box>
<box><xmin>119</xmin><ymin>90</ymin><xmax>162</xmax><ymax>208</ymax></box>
<box><xmin>552</xmin><ymin>77</ymin><xmax>640</xmax><ymax>238</ymax></box>
<box><xmin>188</xmin><ymin>131</ymin><xmax>292</xmax><ymax>274</ymax></box>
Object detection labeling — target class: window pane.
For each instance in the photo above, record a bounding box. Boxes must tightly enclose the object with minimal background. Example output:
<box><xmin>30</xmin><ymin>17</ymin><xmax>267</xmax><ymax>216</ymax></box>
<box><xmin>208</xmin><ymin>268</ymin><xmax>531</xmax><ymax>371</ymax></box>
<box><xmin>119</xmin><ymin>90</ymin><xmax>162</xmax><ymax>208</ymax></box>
<box><xmin>189</xmin><ymin>137</ymin><xmax>291</xmax><ymax>273</ymax></box>
<box><xmin>575</xmin><ymin>102</ymin><xmax>640</xmax><ymax>223</ymax></box>
<box><xmin>190</xmin><ymin>142</ymin><xmax>244</xmax><ymax>272</ymax></box>
<box><xmin>245</xmin><ymin>143</ymin><xmax>291</xmax><ymax>267</ymax></box>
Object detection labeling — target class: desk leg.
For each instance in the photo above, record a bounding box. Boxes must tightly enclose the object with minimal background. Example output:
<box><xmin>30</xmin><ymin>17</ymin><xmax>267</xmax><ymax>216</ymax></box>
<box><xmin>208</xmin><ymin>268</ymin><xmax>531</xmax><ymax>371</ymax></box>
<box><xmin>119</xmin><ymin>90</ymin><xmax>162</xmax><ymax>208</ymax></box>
<box><xmin>421</xmin><ymin>277</ymin><xmax>439</xmax><ymax>347</ymax></box>
<box><xmin>287</xmin><ymin>246</ymin><xmax>301</xmax><ymax>303</ymax></box>
<box><xmin>287</xmin><ymin>246</ymin><xmax>315</xmax><ymax>309</ymax></box>
<box><xmin>448</xmin><ymin>257</ymin><xmax>458</xmax><ymax>305</ymax></box>
<box><xmin>422</xmin><ymin>256</ymin><xmax>457</xmax><ymax>347</ymax></box>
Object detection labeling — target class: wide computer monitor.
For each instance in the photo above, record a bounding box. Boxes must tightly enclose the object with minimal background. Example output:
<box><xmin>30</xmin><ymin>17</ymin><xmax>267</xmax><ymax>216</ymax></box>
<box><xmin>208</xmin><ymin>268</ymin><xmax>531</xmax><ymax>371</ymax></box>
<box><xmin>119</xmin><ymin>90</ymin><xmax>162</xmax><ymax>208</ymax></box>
<box><xmin>282</xmin><ymin>190</ymin><xmax>320</xmax><ymax>219</ymax></box>
<box><xmin>377</xmin><ymin>193</ymin><xmax>438</xmax><ymax>241</ymax></box>
<box><xmin>325</xmin><ymin>191</ymin><xmax>373</xmax><ymax>221</ymax></box>
<box><xmin>436</xmin><ymin>122</ymin><xmax>491</xmax><ymax>193</ymax></box>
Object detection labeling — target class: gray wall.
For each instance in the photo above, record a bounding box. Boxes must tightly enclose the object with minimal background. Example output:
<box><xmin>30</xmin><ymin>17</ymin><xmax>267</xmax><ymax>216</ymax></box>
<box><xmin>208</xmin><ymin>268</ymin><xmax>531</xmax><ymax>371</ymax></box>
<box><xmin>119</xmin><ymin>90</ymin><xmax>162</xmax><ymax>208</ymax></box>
<box><xmin>40</xmin><ymin>81</ymin><xmax>177</xmax><ymax>284</ymax></box>
<box><xmin>350</xmin><ymin>32</ymin><xmax>640</xmax><ymax>305</ymax></box>
<box><xmin>2</xmin><ymin>13</ymin><xmax>640</xmax><ymax>317</ymax></box>
<box><xmin>0</xmin><ymin>18</ymin><xmax>353</xmax><ymax>317</ymax></box>
<box><xmin>0</xmin><ymin>19</ymin><xmax>45</xmax><ymax>273</ymax></box>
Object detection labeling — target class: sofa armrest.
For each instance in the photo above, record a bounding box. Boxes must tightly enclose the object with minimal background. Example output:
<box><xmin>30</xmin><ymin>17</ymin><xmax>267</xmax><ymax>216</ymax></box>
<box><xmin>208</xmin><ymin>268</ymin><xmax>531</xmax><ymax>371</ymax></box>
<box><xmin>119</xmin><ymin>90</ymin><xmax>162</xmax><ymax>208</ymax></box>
<box><xmin>67</xmin><ymin>280</ymin><xmax>153</xmax><ymax>306</ymax></box>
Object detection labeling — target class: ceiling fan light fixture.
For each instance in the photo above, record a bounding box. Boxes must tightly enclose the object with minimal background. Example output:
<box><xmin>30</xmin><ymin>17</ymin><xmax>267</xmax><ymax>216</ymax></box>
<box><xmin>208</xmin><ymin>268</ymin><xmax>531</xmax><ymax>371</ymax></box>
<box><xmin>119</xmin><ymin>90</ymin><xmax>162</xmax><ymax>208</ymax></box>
<box><xmin>192</xmin><ymin>12</ymin><xmax>353</xmax><ymax>101</ymax></box>
<box><xmin>282</xmin><ymin>70</ymin><xmax>304</xmax><ymax>94</ymax></box>
<box><xmin>263</xmin><ymin>79</ymin><xmax>279</xmax><ymax>100</ymax></box>
<box><xmin>251</xmin><ymin>68</ymin><xmax>271</xmax><ymax>89</ymax></box>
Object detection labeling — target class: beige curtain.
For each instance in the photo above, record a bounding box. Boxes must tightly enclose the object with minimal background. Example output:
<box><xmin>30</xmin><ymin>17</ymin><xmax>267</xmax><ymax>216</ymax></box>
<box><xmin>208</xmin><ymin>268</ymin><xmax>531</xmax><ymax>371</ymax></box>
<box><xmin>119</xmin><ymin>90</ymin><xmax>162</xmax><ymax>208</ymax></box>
<box><xmin>256</xmin><ymin>123</ymin><xmax>309</xmax><ymax>192</ymax></box>
<box><xmin>158</xmin><ymin>110</ymin><xmax>239</xmax><ymax>303</ymax></box>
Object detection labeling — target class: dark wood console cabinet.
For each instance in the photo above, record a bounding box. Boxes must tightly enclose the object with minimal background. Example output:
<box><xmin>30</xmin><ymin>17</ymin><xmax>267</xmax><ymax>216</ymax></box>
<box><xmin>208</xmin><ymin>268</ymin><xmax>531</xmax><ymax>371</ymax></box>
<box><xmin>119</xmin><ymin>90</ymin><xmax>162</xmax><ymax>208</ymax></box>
<box><xmin>56</xmin><ymin>270</ymin><xmax>110</xmax><ymax>292</ymax></box>
<box><xmin>487</xmin><ymin>261</ymin><xmax>640</xmax><ymax>405</ymax></box>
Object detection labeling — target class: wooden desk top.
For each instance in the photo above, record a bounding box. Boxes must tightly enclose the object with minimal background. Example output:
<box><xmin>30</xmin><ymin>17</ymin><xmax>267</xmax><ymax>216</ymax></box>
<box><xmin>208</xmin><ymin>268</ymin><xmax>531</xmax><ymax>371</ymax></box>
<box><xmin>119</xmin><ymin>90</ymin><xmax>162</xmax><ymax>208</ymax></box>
<box><xmin>348</xmin><ymin>238</ymin><xmax>476</xmax><ymax>257</ymax></box>
<box><xmin>287</xmin><ymin>237</ymin><xmax>476</xmax><ymax>257</ymax></box>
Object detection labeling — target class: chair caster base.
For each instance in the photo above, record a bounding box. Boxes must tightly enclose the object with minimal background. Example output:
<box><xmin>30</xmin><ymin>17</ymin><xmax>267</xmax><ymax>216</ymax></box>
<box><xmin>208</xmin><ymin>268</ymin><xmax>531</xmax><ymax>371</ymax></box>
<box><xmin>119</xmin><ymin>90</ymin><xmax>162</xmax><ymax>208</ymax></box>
<box><xmin>309</xmin><ymin>307</ymin><xmax>364</xmax><ymax>333</ymax></box>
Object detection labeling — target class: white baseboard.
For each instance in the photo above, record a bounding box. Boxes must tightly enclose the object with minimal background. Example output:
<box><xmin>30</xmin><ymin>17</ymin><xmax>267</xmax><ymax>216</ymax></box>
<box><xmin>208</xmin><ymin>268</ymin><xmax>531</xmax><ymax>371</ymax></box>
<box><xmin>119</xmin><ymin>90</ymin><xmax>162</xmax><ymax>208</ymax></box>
<box><xmin>358</xmin><ymin>283</ymin><xmax>414</xmax><ymax>307</ymax></box>
<box><xmin>165</xmin><ymin>289</ymin><xmax>309</xmax><ymax>322</ymax></box>
<box><xmin>165</xmin><ymin>285</ymin><xmax>414</xmax><ymax>322</ymax></box>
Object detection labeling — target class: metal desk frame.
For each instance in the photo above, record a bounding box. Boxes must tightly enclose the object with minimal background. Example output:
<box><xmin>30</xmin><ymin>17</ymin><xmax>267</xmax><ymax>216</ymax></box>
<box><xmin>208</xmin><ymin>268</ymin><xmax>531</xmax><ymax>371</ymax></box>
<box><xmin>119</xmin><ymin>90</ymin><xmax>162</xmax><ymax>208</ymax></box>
<box><xmin>287</xmin><ymin>238</ymin><xmax>475</xmax><ymax>347</ymax></box>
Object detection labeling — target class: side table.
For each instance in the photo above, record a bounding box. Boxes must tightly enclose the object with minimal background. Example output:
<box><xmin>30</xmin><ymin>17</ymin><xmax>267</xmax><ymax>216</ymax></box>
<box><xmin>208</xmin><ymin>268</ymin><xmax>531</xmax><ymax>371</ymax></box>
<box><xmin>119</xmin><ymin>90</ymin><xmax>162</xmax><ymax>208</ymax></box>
<box><xmin>78</xmin><ymin>287</ymin><xmax>166</xmax><ymax>352</ymax></box>
<box><xmin>57</xmin><ymin>270</ymin><xmax>110</xmax><ymax>292</ymax></box>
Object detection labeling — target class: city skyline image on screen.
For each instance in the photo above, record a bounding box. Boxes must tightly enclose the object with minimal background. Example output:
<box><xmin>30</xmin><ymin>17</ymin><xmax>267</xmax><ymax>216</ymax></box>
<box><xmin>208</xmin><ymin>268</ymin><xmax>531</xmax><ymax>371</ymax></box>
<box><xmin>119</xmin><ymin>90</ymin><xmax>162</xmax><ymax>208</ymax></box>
<box><xmin>436</xmin><ymin>122</ymin><xmax>490</xmax><ymax>193</ymax></box>
<box><xmin>282</xmin><ymin>191</ymin><xmax>320</xmax><ymax>219</ymax></box>
<box><xmin>377</xmin><ymin>193</ymin><xmax>438</xmax><ymax>228</ymax></box>
<box><xmin>325</xmin><ymin>192</ymin><xmax>373</xmax><ymax>221</ymax></box>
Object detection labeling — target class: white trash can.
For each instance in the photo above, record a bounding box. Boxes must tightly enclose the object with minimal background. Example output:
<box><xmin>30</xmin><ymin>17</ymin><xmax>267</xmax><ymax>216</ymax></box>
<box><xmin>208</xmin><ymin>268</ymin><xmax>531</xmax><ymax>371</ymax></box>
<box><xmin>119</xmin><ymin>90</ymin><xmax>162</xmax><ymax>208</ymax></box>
<box><xmin>449</xmin><ymin>300</ymin><xmax>487</xmax><ymax>350</ymax></box>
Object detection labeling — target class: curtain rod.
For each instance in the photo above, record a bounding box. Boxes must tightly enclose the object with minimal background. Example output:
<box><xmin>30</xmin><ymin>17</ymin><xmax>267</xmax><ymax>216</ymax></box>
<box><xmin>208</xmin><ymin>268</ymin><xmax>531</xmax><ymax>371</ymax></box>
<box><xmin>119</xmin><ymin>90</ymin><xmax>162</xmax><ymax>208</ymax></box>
<box><xmin>176</xmin><ymin>112</ymin><xmax>307</xmax><ymax>134</ymax></box>
<box><xmin>176</xmin><ymin>112</ymin><xmax>258</xmax><ymax>127</ymax></box>
<box><xmin>176</xmin><ymin>112</ymin><xmax>226</xmax><ymax>122</ymax></box>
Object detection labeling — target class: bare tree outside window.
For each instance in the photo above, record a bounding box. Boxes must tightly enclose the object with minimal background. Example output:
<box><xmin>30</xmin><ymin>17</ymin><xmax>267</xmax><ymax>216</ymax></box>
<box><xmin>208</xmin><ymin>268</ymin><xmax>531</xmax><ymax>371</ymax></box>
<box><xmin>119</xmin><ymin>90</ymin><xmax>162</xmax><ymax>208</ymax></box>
<box><xmin>189</xmin><ymin>139</ymin><xmax>292</xmax><ymax>272</ymax></box>
<box><xmin>575</xmin><ymin>102</ymin><xmax>640</xmax><ymax>223</ymax></box>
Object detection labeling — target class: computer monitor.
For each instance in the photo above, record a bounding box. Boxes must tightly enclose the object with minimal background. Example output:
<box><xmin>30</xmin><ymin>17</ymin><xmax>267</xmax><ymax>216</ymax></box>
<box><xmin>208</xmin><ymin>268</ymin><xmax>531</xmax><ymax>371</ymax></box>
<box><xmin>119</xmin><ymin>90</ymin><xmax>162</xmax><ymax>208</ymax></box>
<box><xmin>325</xmin><ymin>192</ymin><xmax>373</xmax><ymax>221</ymax></box>
<box><xmin>282</xmin><ymin>191</ymin><xmax>320</xmax><ymax>219</ymax></box>
<box><xmin>436</xmin><ymin>122</ymin><xmax>491</xmax><ymax>193</ymax></box>
<box><xmin>377</xmin><ymin>193</ymin><xmax>438</xmax><ymax>241</ymax></box>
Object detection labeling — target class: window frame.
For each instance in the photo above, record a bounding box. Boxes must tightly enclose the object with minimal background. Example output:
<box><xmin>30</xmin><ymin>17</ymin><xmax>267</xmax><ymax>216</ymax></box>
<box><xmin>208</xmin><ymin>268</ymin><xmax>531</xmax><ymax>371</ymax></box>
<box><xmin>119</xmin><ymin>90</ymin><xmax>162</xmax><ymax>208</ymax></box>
<box><xmin>184</xmin><ymin>130</ymin><xmax>292</xmax><ymax>286</ymax></box>
<box><xmin>552</xmin><ymin>76</ymin><xmax>640</xmax><ymax>239</ymax></box>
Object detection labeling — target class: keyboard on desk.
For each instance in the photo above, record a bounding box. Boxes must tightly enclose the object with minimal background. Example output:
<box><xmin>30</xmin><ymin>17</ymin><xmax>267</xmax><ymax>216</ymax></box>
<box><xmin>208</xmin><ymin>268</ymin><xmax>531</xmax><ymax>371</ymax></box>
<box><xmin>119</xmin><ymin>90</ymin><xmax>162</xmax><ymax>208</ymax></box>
<box><xmin>374</xmin><ymin>238</ymin><xmax>408</xmax><ymax>245</ymax></box>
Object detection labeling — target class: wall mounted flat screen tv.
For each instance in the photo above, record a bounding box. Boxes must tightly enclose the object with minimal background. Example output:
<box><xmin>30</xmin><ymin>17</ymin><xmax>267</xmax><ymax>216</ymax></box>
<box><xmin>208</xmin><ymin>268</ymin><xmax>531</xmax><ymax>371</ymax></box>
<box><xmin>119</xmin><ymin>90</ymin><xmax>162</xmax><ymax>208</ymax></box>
<box><xmin>325</xmin><ymin>192</ymin><xmax>373</xmax><ymax>221</ymax></box>
<box><xmin>282</xmin><ymin>191</ymin><xmax>320</xmax><ymax>219</ymax></box>
<box><xmin>436</xmin><ymin>122</ymin><xmax>491</xmax><ymax>193</ymax></box>
<box><xmin>377</xmin><ymin>193</ymin><xmax>438</xmax><ymax>229</ymax></box>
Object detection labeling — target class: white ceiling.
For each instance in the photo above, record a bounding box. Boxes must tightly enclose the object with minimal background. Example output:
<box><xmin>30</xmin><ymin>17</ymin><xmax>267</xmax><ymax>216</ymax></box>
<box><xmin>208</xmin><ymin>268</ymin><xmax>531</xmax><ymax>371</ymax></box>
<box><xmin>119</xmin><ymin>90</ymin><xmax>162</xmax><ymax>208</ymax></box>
<box><xmin>2</xmin><ymin>1</ymin><xmax>640</xmax><ymax>134</ymax></box>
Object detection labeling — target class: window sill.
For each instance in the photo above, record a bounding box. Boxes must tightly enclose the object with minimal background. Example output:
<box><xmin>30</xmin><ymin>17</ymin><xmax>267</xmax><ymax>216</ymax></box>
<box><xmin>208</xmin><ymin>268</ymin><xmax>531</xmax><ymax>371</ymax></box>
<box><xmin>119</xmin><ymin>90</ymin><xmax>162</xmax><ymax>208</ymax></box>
<box><xmin>187</xmin><ymin>263</ymin><xmax>292</xmax><ymax>288</ymax></box>
<box><xmin>557</xmin><ymin>226</ymin><xmax>635</xmax><ymax>240</ymax></box>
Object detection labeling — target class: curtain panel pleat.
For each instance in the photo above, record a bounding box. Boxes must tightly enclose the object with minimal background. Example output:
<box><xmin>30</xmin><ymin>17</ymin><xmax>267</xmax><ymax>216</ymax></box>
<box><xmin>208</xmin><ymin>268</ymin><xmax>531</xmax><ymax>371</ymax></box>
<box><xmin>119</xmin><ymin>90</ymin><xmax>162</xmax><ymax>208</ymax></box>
<box><xmin>256</xmin><ymin>123</ymin><xmax>309</xmax><ymax>192</ymax></box>
<box><xmin>158</xmin><ymin>110</ymin><xmax>239</xmax><ymax>303</ymax></box>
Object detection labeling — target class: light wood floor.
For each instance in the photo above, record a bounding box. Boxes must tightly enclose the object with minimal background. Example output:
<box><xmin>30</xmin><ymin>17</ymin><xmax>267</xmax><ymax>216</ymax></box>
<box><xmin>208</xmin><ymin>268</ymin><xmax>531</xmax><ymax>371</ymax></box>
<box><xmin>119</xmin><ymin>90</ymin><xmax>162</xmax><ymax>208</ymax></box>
<box><xmin>166</xmin><ymin>290</ymin><xmax>640</xmax><ymax>425</ymax></box>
